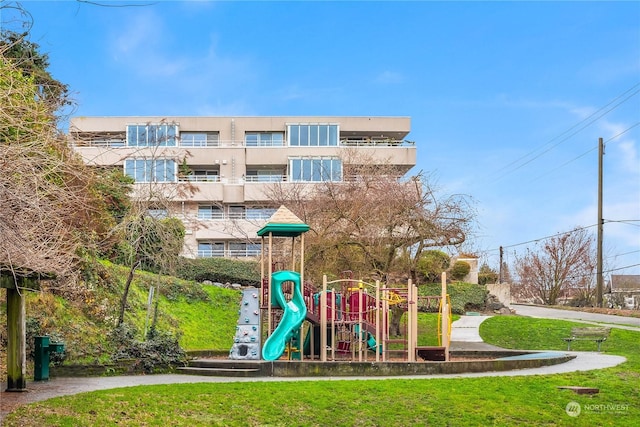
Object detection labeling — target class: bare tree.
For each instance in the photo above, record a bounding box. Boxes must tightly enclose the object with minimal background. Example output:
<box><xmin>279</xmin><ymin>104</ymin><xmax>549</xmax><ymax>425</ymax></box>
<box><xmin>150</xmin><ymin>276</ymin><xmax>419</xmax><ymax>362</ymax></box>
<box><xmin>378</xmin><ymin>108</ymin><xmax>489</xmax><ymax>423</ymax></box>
<box><xmin>267</xmin><ymin>150</ymin><xmax>475</xmax><ymax>335</ymax></box>
<box><xmin>268</xmin><ymin>150</ymin><xmax>475</xmax><ymax>283</ymax></box>
<box><xmin>0</xmin><ymin>49</ymin><xmax>97</xmax><ymax>279</ymax></box>
<box><xmin>91</xmin><ymin>123</ymin><xmax>194</xmax><ymax>328</ymax></box>
<box><xmin>1</xmin><ymin>36</ymin><xmax>107</xmax><ymax>390</ymax></box>
<box><xmin>513</xmin><ymin>228</ymin><xmax>596</xmax><ymax>305</ymax></box>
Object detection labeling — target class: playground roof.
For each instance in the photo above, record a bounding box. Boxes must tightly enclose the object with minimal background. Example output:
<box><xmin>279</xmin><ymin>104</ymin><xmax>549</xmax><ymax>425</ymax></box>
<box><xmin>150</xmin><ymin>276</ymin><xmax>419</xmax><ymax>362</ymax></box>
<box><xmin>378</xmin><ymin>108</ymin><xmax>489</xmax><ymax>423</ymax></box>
<box><xmin>257</xmin><ymin>205</ymin><xmax>310</xmax><ymax>237</ymax></box>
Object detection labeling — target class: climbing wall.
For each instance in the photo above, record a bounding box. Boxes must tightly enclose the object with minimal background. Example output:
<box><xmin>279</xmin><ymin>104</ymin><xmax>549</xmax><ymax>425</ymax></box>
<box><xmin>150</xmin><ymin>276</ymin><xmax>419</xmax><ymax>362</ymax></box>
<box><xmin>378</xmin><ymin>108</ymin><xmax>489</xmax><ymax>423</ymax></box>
<box><xmin>229</xmin><ymin>287</ymin><xmax>261</xmax><ymax>360</ymax></box>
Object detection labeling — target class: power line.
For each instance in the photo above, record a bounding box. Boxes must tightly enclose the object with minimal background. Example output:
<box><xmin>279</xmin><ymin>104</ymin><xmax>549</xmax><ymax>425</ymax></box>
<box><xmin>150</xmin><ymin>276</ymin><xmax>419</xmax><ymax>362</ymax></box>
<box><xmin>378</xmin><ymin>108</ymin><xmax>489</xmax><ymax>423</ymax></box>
<box><xmin>607</xmin><ymin>249</ymin><xmax>640</xmax><ymax>258</ymax></box>
<box><xmin>481</xmin><ymin>219</ymin><xmax>639</xmax><ymax>253</ymax></box>
<box><xmin>559</xmin><ymin>263</ymin><xmax>640</xmax><ymax>282</ymax></box>
<box><xmin>529</xmin><ymin>122</ymin><xmax>640</xmax><ymax>183</ymax></box>
<box><xmin>605</xmin><ymin>263</ymin><xmax>640</xmax><ymax>273</ymax></box>
<box><xmin>500</xmin><ymin>224</ymin><xmax>598</xmax><ymax>249</ymax></box>
<box><xmin>492</xmin><ymin>82</ymin><xmax>640</xmax><ymax>183</ymax></box>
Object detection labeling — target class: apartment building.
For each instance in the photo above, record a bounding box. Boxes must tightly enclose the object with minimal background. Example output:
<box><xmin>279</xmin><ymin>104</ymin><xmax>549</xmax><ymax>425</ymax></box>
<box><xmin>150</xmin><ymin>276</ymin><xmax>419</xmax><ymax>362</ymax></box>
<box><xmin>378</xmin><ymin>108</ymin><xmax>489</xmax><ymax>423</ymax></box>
<box><xmin>69</xmin><ymin>116</ymin><xmax>416</xmax><ymax>259</ymax></box>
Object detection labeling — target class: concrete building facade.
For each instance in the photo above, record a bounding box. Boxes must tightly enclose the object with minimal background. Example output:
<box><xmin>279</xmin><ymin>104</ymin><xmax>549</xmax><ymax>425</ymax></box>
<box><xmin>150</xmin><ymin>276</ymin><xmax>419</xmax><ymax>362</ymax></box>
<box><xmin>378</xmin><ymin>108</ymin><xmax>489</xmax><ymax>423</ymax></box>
<box><xmin>70</xmin><ymin>116</ymin><xmax>415</xmax><ymax>258</ymax></box>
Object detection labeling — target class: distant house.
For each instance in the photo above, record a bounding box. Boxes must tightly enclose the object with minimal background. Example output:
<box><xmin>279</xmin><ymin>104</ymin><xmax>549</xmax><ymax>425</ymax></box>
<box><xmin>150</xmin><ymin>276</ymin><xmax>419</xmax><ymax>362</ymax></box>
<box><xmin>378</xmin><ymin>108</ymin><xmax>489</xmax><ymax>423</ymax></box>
<box><xmin>606</xmin><ymin>275</ymin><xmax>640</xmax><ymax>309</ymax></box>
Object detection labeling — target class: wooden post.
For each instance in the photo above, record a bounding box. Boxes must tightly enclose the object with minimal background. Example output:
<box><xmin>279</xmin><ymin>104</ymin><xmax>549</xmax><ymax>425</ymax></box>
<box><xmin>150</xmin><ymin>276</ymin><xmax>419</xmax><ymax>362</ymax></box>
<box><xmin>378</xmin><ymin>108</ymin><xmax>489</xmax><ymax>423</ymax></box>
<box><xmin>407</xmin><ymin>280</ymin><xmax>416</xmax><ymax>362</ymax></box>
<box><xmin>6</xmin><ymin>279</ymin><xmax>27</xmax><ymax>391</ymax></box>
<box><xmin>267</xmin><ymin>232</ymin><xmax>273</xmax><ymax>337</ymax></box>
<box><xmin>375</xmin><ymin>279</ymin><xmax>380</xmax><ymax>362</ymax></box>
<box><xmin>441</xmin><ymin>272</ymin><xmax>450</xmax><ymax>361</ymax></box>
<box><xmin>358</xmin><ymin>286</ymin><xmax>363</xmax><ymax>362</ymax></box>
<box><xmin>321</xmin><ymin>275</ymin><xmax>327</xmax><ymax>362</ymax></box>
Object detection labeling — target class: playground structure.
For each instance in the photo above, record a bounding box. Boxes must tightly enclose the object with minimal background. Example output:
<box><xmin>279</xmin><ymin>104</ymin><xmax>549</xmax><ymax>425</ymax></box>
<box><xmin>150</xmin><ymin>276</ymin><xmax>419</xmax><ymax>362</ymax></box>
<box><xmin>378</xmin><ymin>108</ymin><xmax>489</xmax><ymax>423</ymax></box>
<box><xmin>229</xmin><ymin>206</ymin><xmax>452</xmax><ymax>363</ymax></box>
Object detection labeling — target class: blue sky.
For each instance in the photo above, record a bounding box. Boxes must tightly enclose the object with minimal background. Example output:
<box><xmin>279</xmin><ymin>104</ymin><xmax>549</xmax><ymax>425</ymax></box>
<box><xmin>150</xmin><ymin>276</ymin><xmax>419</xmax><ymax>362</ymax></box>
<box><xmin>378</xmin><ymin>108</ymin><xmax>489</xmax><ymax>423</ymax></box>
<box><xmin>8</xmin><ymin>0</ymin><xmax>640</xmax><ymax>275</ymax></box>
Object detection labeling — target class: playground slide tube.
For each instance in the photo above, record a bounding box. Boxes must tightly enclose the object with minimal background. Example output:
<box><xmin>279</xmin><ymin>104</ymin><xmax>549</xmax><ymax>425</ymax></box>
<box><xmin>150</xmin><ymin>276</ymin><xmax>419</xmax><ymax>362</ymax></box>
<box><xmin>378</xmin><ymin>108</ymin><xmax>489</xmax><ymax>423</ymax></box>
<box><xmin>262</xmin><ymin>270</ymin><xmax>308</xmax><ymax>361</ymax></box>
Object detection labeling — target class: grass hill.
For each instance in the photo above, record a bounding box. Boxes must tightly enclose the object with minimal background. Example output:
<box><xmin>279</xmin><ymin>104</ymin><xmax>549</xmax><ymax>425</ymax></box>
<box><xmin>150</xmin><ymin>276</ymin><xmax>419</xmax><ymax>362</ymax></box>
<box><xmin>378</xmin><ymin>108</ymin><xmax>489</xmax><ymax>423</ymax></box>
<box><xmin>0</xmin><ymin>260</ymin><xmax>242</xmax><ymax>371</ymax></box>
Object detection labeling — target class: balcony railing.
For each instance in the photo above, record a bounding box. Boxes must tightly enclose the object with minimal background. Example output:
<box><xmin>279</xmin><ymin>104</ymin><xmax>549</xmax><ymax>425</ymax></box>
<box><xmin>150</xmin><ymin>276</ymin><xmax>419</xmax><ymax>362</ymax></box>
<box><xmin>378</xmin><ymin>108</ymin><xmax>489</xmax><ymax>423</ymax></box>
<box><xmin>244</xmin><ymin>175</ymin><xmax>287</xmax><ymax>183</ymax></box>
<box><xmin>340</xmin><ymin>139</ymin><xmax>414</xmax><ymax>147</ymax></box>
<box><xmin>73</xmin><ymin>138</ymin><xmax>414</xmax><ymax>148</ymax></box>
<box><xmin>198</xmin><ymin>211</ymin><xmax>275</xmax><ymax>221</ymax></box>
<box><xmin>197</xmin><ymin>249</ymin><xmax>261</xmax><ymax>258</ymax></box>
<box><xmin>178</xmin><ymin>175</ymin><xmax>221</xmax><ymax>183</ymax></box>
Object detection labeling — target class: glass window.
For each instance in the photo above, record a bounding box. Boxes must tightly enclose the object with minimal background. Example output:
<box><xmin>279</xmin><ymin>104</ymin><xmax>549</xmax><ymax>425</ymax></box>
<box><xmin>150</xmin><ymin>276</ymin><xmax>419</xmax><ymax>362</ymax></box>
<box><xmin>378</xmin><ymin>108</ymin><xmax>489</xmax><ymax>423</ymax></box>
<box><xmin>124</xmin><ymin>159</ymin><xmax>177</xmax><ymax>183</ymax></box>
<box><xmin>198</xmin><ymin>241</ymin><xmax>224</xmax><ymax>258</ymax></box>
<box><xmin>288</xmin><ymin>124</ymin><xmax>339</xmax><ymax>146</ymax></box>
<box><xmin>127</xmin><ymin>124</ymin><xmax>178</xmax><ymax>146</ymax></box>
<box><xmin>245</xmin><ymin>170</ymin><xmax>284</xmax><ymax>182</ymax></box>
<box><xmin>180</xmin><ymin>132</ymin><xmax>218</xmax><ymax>147</ymax></box>
<box><xmin>245</xmin><ymin>132</ymin><xmax>285</xmax><ymax>147</ymax></box>
<box><xmin>246</xmin><ymin>207</ymin><xmax>277</xmax><ymax>220</ymax></box>
<box><xmin>228</xmin><ymin>205</ymin><xmax>245</xmax><ymax>219</ymax></box>
<box><xmin>319</xmin><ymin>125</ymin><xmax>328</xmax><ymax>146</ymax></box>
<box><xmin>245</xmin><ymin>133</ymin><xmax>258</xmax><ymax>146</ymax></box>
<box><xmin>198</xmin><ymin>205</ymin><xmax>223</xmax><ymax>220</ymax></box>
<box><xmin>228</xmin><ymin>241</ymin><xmax>262</xmax><ymax>257</ymax></box>
<box><xmin>289</xmin><ymin>157</ymin><xmax>342</xmax><ymax>182</ymax></box>
<box><xmin>299</xmin><ymin>125</ymin><xmax>309</xmax><ymax>146</ymax></box>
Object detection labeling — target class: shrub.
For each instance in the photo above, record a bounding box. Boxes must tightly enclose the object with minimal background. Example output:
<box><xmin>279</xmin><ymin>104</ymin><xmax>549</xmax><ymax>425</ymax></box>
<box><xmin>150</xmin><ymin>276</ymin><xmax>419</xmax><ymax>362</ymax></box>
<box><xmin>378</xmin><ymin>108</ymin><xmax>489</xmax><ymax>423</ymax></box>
<box><xmin>109</xmin><ymin>323</ymin><xmax>186</xmax><ymax>373</ymax></box>
<box><xmin>416</xmin><ymin>250</ymin><xmax>450</xmax><ymax>283</ymax></box>
<box><xmin>418</xmin><ymin>282</ymin><xmax>487</xmax><ymax>314</ymax></box>
<box><xmin>449</xmin><ymin>260</ymin><xmax>471</xmax><ymax>281</ymax></box>
<box><xmin>176</xmin><ymin>257</ymin><xmax>260</xmax><ymax>286</ymax></box>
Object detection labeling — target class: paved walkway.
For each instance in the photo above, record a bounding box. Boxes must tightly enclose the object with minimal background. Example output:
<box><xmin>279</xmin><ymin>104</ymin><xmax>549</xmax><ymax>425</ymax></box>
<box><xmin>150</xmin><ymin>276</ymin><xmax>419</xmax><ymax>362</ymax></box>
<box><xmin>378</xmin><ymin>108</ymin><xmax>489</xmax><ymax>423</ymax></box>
<box><xmin>512</xmin><ymin>304</ymin><xmax>640</xmax><ymax>331</ymax></box>
<box><xmin>2</xmin><ymin>307</ymin><xmax>635</xmax><ymax>421</ymax></box>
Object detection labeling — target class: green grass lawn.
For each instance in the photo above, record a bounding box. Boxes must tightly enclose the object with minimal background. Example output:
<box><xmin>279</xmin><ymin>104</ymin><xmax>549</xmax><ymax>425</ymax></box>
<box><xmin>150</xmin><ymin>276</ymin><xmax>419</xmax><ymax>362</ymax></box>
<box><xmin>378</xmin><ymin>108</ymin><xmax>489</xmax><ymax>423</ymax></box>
<box><xmin>5</xmin><ymin>315</ymin><xmax>640</xmax><ymax>426</ymax></box>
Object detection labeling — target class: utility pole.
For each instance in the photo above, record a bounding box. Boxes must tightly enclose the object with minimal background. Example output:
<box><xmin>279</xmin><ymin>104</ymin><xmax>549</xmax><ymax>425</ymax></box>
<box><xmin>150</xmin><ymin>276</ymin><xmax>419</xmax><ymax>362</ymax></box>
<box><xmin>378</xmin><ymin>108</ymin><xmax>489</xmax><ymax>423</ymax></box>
<box><xmin>596</xmin><ymin>137</ymin><xmax>604</xmax><ymax>307</ymax></box>
<box><xmin>499</xmin><ymin>246</ymin><xmax>504</xmax><ymax>284</ymax></box>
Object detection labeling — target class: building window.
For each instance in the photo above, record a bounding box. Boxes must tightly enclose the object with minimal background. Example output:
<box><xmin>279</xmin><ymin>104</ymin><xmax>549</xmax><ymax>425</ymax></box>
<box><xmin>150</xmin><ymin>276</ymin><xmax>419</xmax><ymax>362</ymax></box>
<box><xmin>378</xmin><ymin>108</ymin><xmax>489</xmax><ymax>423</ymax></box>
<box><xmin>124</xmin><ymin>159</ymin><xmax>176</xmax><ymax>183</ymax></box>
<box><xmin>245</xmin><ymin>169</ymin><xmax>285</xmax><ymax>182</ymax></box>
<box><xmin>289</xmin><ymin>157</ymin><xmax>342</xmax><ymax>182</ymax></box>
<box><xmin>228</xmin><ymin>205</ymin><xmax>245</xmax><ymax>220</ymax></box>
<box><xmin>198</xmin><ymin>205</ymin><xmax>223</xmax><ymax>220</ymax></box>
<box><xmin>198</xmin><ymin>241</ymin><xmax>224</xmax><ymax>258</ymax></box>
<box><xmin>183</xmin><ymin>170</ymin><xmax>219</xmax><ymax>182</ymax></box>
<box><xmin>180</xmin><ymin>132</ymin><xmax>219</xmax><ymax>147</ymax></box>
<box><xmin>127</xmin><ymin>124</ymin><xmax>177</xmax><ymax>147</ymax></box>
<box><xmin>229</xmin><ymin>241</ymin><xmax>261</xmax><ymax>257</ymax></box>
<box><xmin>245</xmin><ymin>132</ymin><xmax>284</xmax><ymax>147</ymax></box>
<box><xmin>246</xmin><ymin>207</ymin><xmax>277</xmax><ymax>220</ymax></box>
<box><xmin>288</xmin><ymin>124</ymin><xmax>338</xmax><ymax>147</ymax></box>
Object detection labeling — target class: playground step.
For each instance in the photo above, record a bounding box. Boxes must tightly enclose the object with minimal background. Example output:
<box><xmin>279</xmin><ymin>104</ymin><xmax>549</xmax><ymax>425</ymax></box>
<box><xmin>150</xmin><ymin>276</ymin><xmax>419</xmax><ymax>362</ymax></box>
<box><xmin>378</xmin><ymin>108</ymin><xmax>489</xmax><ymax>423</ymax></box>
<box><xmin>176</xmin><ymin>366</ymin><xmax>262</xmax><ymax>377</ymax></box>
<box><xmin>187</xmin><ymin>359</ymin><xmax>264</xmax><ymax>370</ymax></box>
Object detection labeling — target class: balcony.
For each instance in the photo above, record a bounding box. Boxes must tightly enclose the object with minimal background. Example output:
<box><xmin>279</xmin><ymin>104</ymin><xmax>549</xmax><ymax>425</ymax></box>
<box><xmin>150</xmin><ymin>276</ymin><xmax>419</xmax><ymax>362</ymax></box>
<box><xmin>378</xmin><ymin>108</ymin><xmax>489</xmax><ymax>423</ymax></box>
<box><xmin>244</xmin><ymin>175</ymin><xmax>287</xmax><ymax>183</ymax></box>
<box><xmin>197</xmin><ymin>248</ymin><xmax>261</xmax><ymax>258</ymax></box>
<box><xmin>339</xmin><ymin>138</ymin><xmax>414</xmax><ymax>147</ymax></box>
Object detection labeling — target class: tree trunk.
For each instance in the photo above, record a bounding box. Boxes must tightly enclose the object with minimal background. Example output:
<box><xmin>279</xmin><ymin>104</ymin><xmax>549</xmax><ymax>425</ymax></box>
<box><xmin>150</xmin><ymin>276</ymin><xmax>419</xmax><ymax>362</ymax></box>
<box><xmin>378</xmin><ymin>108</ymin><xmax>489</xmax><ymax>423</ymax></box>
<box><xmin>117</xmin><ymin>261</ymin><xmax>139</xmax><ymax>326</ymax></box>
<box><xmin>389</xmin><ymin>305</ymin><xmax>404</xmax><ymax>336</ymax></box>
<box><xmin>6</xmin><ymin>281</ymin><xmax>26</xmax><ymax>391</ymax></box>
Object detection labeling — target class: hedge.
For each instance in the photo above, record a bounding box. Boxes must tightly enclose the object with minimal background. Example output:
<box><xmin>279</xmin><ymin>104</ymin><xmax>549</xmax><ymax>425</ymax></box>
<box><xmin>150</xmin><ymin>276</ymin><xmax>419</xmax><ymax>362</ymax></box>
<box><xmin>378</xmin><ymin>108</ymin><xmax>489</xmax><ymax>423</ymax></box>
<box><xmin>417</xmin><ymin>282</ymin><xmax>487</xmax><ymax>314</ymax></box>
<box><xmin>176</xmin><ymin>257</ymin><xmax>261</xmax><ymax>286</ymax></box>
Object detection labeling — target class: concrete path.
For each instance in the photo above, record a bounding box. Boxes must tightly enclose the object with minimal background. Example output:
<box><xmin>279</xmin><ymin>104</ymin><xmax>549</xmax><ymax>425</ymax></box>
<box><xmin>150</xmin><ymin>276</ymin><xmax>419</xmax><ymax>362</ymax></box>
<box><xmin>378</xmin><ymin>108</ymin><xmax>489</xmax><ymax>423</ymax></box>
<box><xmin>449</xmin><ymin>314</ymin><xmax>505</xmax><ymax>351</ymax></box>
<box><xmin>0</xmin><ymin>351</ymin><xmax>626</xmax><ymax>416</ymax></box>
<box><xmin>512</xmin><ymin>304</ymin><xmax>640</xmax><ymax>331</ymax></box>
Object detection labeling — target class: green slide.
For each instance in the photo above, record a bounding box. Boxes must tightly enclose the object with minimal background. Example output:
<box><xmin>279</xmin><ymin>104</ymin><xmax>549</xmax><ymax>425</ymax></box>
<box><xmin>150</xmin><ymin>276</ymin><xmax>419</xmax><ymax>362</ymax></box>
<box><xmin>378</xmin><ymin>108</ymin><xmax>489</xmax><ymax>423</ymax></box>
<box><xmin>353</xmin><ymin>324</ymin><xmax>383</xmax><ymax>354</ymax></box>
<box><xmin>262</xmin><ymin>270</ymin><xmax>308</xmax><ymax>361</ymax></box>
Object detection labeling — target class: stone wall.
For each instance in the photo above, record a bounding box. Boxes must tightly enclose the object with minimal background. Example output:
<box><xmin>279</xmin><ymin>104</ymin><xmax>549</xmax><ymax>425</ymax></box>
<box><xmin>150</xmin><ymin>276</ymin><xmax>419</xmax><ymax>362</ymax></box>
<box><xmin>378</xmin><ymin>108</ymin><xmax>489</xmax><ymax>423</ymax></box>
<box><xmin>486</xmin><ymin>283</ymin><xmax>511</xmax><ymax>307</ymax></box>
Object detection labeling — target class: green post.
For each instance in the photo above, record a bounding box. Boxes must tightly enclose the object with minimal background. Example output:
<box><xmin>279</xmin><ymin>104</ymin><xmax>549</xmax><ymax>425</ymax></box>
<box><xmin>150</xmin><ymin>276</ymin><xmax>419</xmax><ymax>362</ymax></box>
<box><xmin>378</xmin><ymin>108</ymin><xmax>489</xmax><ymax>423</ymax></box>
<box><xmin>6</xmin><ymin>285</ymin><xmax>27</xmax><ymax>391</ymax></box>
<box><xmin>34</xmin><ymin>336</ymin><xmax>51</xmax><ymax>381</ymax></box>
